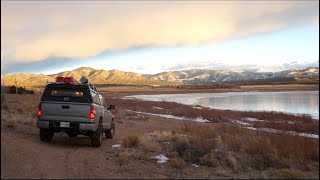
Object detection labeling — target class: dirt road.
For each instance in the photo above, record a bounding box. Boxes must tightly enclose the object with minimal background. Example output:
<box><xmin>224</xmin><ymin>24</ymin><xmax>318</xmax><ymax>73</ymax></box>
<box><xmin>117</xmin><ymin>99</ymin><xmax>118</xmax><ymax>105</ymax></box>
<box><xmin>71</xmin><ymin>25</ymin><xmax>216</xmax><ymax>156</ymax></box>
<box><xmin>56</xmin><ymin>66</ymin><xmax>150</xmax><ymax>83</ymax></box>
<box><xmin>2</xmin><ymin>116</ymin><xmax>229</xmax><ymax>179</ymax></box>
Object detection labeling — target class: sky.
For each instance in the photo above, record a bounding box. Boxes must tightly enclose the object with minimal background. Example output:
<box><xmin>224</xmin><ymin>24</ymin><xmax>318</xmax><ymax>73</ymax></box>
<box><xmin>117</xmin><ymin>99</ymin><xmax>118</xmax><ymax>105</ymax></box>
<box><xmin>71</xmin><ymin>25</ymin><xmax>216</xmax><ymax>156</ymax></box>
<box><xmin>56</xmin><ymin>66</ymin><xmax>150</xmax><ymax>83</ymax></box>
<box><xmin>1</xmin><ymin>1</ymin><xmax>319</xmax><ymax>75</ymax></box>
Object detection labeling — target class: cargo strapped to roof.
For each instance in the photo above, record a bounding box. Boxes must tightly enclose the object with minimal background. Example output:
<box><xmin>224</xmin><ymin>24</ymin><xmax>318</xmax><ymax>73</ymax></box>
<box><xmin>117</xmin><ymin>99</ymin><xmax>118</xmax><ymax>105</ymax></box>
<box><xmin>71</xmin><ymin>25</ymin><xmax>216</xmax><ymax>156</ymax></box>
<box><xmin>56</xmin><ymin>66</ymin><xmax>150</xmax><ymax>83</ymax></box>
<box><xmin>46</xmin><ymin>76</ymin><xmax>98</xmax><ymax>94</ymax></box>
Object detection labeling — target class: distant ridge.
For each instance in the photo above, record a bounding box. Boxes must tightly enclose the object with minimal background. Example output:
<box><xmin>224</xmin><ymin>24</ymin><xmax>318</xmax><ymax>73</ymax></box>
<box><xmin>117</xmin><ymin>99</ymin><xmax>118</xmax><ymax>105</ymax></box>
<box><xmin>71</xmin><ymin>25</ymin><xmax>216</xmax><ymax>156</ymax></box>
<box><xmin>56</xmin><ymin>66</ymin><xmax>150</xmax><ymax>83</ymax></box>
<box><xmin>142</xmin><ymin>67</ymin><xmax>319</xmax><ymax>83</ymax></box>
<box><xmin>1</xmin><ymin>67</ymin><xmax>318</xmax><ymax>87</ymax></box>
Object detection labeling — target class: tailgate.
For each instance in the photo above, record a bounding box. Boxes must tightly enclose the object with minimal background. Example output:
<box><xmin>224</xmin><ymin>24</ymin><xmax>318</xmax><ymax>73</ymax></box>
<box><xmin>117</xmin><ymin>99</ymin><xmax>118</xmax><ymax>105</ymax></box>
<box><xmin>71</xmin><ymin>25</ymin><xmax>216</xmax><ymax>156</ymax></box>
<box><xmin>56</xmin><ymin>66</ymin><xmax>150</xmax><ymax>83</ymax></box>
<box><xmin>41</xmin><ymin>101</ymin><xmax>90</xmax><ymax>122</ymax></box>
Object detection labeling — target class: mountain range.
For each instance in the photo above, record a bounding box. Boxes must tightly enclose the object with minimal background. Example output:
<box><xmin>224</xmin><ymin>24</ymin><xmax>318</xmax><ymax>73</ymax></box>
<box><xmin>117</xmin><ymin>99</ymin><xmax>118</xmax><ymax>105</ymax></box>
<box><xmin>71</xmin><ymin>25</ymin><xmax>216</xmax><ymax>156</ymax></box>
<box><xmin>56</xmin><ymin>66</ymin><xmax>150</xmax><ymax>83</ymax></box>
<box><xmin>144</xmin><ymin>67</ymin><xmax>319</xmax><ymax>84</ymax></box>
<box><xmin>1</xmin><ymin>66</ymin><xmax>319</xmax><ymax>87</ymax></box>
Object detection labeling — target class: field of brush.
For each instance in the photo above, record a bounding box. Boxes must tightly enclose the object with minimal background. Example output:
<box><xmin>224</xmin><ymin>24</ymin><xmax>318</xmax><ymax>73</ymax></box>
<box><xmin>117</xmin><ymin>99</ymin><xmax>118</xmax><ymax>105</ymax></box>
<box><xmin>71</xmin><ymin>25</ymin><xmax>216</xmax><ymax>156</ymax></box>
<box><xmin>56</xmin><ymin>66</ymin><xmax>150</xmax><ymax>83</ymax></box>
<box><xmin>1</xmin><ymin>85</ymin><xmax>319</xmax><ymax>179</ymax></box>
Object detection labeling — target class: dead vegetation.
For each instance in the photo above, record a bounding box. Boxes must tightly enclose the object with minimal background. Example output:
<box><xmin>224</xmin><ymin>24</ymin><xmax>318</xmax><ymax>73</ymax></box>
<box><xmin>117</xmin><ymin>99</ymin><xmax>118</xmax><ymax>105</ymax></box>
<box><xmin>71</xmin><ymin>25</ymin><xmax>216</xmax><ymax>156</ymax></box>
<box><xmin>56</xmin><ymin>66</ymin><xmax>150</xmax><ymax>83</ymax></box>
<box><xmin>2</xmin><ymin>92</ymin><xmax>318</xmax><ymax>179</ymax></box>
<box><xmin>116</xmin><ymin>121</ymin><xmax>318</xmax><ymax>178</ymax></box>
<box><xmin>1</xmin><ymin>93</ymin><xmax>41</xmax><ymax>127</ymax></box>
<box><xmin>122</xmin><ymin>135</ymin><xmax>141</xmax><ymax>148</ymax></box>
<box><xmin>106</xmin><ymin>97</ymin><xmax>319</xmax><ymax>135</ymax></box>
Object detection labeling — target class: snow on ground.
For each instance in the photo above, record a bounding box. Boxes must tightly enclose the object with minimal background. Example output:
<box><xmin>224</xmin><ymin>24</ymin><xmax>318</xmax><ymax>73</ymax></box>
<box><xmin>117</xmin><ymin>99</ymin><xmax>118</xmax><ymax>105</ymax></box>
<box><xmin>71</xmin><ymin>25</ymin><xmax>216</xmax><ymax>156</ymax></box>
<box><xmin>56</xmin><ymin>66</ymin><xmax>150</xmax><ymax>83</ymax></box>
<box><xmin>246</xmin><ymin>127</ymin><xmax>319</xmax><ymax>139</ymax></box>
<box><xmin>112</xmin><ymin>144</ymin><xmax>121</xmax><ymax>148</ymax></box>
<box><xmin>152</xmin><ymin>106</ymin><xmax>164</xmax><ymax>110</ymax></box>
<box><xmin>231</xmin><ymin>120</ymin><xmax>252</xmax><ymax>126</ymax></box>
<box><xmin>121</xmin><ymin>97</ymin><xmax>134</xmax><ymax>100</ymax></box>
<box><xmin>126</xmin><ymin>110</ymin><xmax>211</xmax><ymax>123</ymax></box>
<box><xmin>242</xmin><ymin>117</ymin><xmax>266</xmax><ymax>122</ymax></box>
<box><xmin>151</xmin><ymin>154</ymin><xmax>169</xmax><ymax>163</ymax></box>
<box><xmin>193</xmin><ymin>106</ymin><xmax>202</xmax><ymax>109</ymax></box>
<box><xmin>192</xmin><ymin>164</ymin><xmax>200</xmax><ymax>168</ymax></box>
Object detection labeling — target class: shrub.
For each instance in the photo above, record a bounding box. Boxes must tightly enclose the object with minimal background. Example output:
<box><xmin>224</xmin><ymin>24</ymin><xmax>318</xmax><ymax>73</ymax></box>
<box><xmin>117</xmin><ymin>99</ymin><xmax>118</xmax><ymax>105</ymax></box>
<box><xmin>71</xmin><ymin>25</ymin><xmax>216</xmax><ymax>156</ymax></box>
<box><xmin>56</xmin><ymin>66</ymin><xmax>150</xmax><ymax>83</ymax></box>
<box><xmin>122</xmin><ymin>135</ymin><xmax>140</xmax><ymax>148</ymax></box>
<box><xmin>171</xmin><ymin>136</ymin><xmax>190</xmax><ymax>156</ymax></box>
<box><xmin>201</xmin><ymin>153</ymin><xmax>220</xmax><ymax>167</ymax></box>
<box><xmin>116</xmin><ymin>151</ymin><xmax>131</xmax><ymax>166</ymax></box>
<box><xmin>170</xmin><ymin>157</ymin><xmax>186</xmax><ymax>169</ymax></box>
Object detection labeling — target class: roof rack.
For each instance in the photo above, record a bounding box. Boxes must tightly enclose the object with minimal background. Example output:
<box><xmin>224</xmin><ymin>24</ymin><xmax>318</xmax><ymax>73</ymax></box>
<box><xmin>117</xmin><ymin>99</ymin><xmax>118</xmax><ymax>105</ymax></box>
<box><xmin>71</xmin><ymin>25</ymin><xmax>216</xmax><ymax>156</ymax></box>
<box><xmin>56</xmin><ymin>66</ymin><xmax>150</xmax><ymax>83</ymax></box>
<box><xmin>46</xmin><ymin>76</ymin><xmax>98</xmax><ymax>93</ymax></box>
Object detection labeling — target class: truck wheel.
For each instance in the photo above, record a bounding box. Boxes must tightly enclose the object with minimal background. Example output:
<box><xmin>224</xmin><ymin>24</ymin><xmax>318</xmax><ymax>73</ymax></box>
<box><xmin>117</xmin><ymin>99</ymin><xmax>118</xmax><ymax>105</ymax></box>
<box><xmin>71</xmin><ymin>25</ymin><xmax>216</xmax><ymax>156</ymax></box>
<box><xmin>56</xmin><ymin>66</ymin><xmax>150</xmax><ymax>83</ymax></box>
<box><xmin>105</xmin><ymin>121</ymin><xmax>115</xmax><ymax>139</ymax></box>
<box><xmin>40</xmin><ymin>129</ymin><xmax>54</xmax><ymax>142</ymax></box>
<box><xmin>90</xmin><ymin>121</ymin><xmax>103</xmax><ymax>147</ymax></box>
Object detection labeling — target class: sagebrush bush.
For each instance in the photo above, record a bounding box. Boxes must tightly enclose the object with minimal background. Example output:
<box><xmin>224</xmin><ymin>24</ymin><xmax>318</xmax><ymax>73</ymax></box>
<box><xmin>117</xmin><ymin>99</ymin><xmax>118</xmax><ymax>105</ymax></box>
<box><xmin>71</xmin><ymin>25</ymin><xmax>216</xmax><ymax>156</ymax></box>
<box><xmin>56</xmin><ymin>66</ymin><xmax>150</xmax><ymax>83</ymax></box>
<box><xmin>122</xmin><ymin>135</ymin><xmax>140</xmax><ymax>148</ymax></box>
<box><xmin>170</xmin><ymin>157</ymin><xmax>186</xmax><ymax>169</ymax></box>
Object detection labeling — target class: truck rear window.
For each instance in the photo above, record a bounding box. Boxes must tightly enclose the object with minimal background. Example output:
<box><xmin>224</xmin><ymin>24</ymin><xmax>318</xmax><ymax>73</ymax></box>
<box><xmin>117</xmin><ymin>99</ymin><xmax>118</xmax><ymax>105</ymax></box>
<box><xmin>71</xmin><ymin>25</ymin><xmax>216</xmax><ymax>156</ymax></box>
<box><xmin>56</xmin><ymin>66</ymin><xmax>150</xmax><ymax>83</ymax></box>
<box><xmin>41</xmin><ymin>85</ymin><xmax>92</xmax><ymax>103</ymax></box>
<box><xmin>51</xmin><ymin>90</ymin><xmax>84</xmax><ymax>97</ymax></box>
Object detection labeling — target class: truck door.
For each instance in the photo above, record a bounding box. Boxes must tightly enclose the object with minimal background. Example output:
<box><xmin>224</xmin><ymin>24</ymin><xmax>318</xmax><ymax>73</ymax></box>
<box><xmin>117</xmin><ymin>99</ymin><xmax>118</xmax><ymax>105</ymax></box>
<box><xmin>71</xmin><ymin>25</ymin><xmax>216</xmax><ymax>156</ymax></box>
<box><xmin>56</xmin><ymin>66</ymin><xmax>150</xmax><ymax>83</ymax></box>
<box><xmin>100</xmin><ymin>95</ymin><xmax>112</xmax><ymax>130</ymax></box>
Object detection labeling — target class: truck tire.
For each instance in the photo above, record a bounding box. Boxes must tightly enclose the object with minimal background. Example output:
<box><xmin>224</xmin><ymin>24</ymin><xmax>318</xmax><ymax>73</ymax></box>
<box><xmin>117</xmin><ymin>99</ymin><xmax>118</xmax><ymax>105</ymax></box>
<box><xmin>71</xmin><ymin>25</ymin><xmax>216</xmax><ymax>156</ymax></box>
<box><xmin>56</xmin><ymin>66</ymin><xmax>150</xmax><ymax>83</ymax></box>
<box><xmin>90</xmin><ymin>121</ymin><xmax>103</xmax><ymax>147</ymax></box>
<box><xmin>105</xmin><ymin>121</ymin><xmax>115</xmax><ymax>139</ymax></box>
<box><xmin>40</xmin><ymin>129</ymin><xmax>54</xmax><ymax>142</ymax></box>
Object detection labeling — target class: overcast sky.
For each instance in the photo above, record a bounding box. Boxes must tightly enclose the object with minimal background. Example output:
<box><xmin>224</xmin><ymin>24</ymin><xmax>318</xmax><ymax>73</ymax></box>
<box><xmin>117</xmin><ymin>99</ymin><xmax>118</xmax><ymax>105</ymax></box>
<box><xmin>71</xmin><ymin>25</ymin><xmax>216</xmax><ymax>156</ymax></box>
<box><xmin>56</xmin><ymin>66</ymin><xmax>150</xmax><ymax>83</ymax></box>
<box><xmin>1</xmin><ymin>1</ymin><xmax>319</xmax><ymax>75</ymax></box>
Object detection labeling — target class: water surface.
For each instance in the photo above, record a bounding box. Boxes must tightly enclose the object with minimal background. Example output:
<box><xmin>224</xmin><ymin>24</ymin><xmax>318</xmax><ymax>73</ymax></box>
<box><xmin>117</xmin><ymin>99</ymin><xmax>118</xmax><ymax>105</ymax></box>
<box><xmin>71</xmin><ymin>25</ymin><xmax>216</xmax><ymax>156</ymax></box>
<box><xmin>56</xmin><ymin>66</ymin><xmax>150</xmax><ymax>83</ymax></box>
<box><xmin>127</xmin><ymin>91</ymin><xmax>319</xmax><ymax>119</ymax></box>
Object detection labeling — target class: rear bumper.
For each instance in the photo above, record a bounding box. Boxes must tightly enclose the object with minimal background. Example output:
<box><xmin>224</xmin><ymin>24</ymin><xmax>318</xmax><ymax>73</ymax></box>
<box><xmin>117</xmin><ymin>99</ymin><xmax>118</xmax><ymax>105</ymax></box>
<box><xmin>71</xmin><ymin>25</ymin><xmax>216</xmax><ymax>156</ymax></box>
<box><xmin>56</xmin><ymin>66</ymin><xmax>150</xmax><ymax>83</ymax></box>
<box><xmin>37</xmin><ymin>119</ymin><xmax>97</xmax><ymax>132</ymax></box>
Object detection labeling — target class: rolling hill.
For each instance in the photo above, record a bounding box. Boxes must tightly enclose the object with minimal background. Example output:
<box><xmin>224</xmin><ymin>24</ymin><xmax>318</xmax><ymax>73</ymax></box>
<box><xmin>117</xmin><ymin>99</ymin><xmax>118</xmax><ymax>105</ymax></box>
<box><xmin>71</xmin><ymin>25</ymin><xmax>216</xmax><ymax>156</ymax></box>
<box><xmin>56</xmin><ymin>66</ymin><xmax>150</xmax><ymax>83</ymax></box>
<box><xmin>1</xmin><ymin>67</ymin><xmax>318</xmax><ymax>88</ymax></box>
<box><xmin>143</xmin><ymin>67</ymin><xmax>319</xmax><ymax>84</ymax></box>
<box><xmin>1</xmin><ymin>67</ymin><xmax>182</xmax><ymax>87</ymax></box>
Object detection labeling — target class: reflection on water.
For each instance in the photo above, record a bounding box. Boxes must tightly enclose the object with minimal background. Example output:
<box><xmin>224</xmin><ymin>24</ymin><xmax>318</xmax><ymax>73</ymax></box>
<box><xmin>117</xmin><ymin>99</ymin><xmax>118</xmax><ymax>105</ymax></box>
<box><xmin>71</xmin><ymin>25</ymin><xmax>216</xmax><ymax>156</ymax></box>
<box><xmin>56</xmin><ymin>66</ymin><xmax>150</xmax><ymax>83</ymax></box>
<box><xmin>197</xmin><ymin>91</ymin><xmax>319</xmax><ymax>119</ymax></box>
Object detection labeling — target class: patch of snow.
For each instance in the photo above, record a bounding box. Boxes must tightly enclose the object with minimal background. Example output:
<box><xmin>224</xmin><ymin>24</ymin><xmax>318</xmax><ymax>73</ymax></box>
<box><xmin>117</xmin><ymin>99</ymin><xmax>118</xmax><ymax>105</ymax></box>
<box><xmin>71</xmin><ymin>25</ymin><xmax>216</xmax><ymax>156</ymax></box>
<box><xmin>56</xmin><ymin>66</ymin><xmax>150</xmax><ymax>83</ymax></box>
<box><xmin>192</xmin><ymin>164</ymin><xmax>200</xmax><ymax>168</ymax></box>
<box><xmin>231</xmin><ymin>120</ymin><xmax>251</xmax><ymax>126</ymax></box>
<box><xmin>193</xmin><ymin>106</ymin><xmax>202</xmax><ymax>109</ymax></box>
<box><xmin>112</xmin><ymin>144</ymin><xmax>121</xmax><ymax>148</ymax></box>
<box><xmin>245</xmin><ymin>127</ymin><xmax>319</xmax><ymax>139</ymax></box>
<box><xmin>153</xmin><ymin>106</ymin><xmax>164</xmax><ymax>110</ymax></box>
<box><xmin>242</xmin><ymin>117</ymin><xmax>266</xmax><ymax>122</ymax></box>
<box><xmin>151</xmin><ymin>154</ymin><xmax>169</xmax><ymax>163</ymax></box>
<box><xmin>121</xmin><ymin>97</ymin><xmax>134</xmax><ymax>100</ymax></box>
<box><xmin>162</xmin><ymin>141</ymin><xmax>171</xmax><ymax>144</ymax></box>
<box><xmin>126</xmin><ymin>110</ymin><xmax>211</xmax><ymax>123</ymax></box>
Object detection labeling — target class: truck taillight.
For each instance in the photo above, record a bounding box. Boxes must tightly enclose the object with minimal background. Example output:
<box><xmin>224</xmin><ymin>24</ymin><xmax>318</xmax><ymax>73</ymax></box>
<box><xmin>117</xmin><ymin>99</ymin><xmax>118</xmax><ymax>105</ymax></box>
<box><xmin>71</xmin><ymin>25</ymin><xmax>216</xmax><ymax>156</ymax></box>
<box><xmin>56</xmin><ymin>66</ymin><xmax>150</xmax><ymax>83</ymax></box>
<box><xmin>37</xmin><ymin>103</ymin><xmax>42</xmax><ymax>117</ymax></box>
<box><xmin>90</xmin><ymin>105</ymin><xmax>96</xmax><ymax>119</ymax></box>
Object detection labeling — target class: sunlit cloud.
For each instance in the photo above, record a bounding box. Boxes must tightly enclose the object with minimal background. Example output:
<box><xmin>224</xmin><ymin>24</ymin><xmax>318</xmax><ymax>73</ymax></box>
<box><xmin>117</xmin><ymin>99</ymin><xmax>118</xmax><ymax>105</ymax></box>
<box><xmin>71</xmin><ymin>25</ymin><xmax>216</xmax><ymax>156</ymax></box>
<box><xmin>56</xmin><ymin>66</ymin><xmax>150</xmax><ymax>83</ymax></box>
<box><xmin>1</xmin><ymin>1</ymin><xmax>318</xmax><ymax>64</ymax></box>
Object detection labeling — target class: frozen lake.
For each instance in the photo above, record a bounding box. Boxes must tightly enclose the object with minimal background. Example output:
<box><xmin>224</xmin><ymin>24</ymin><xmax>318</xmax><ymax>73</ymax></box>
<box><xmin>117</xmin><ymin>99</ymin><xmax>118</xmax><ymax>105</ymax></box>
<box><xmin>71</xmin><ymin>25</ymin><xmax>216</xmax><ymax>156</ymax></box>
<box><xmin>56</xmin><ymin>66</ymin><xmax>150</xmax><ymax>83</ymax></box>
<box><xmin>125</xmin><ymin>91</ymin><xmax>319</xmax><ymax>119</ymax></box>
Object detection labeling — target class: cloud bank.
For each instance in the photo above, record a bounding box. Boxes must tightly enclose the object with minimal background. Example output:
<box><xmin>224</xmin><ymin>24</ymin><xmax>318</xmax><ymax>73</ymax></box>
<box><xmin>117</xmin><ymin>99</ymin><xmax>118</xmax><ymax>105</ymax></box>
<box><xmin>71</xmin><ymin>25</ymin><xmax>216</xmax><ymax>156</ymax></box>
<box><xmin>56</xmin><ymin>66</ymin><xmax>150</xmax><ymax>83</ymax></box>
<box><xmin>1</xmin><ymin>1</ymin><xmax>318</xmax><ymax>64</ymax></box>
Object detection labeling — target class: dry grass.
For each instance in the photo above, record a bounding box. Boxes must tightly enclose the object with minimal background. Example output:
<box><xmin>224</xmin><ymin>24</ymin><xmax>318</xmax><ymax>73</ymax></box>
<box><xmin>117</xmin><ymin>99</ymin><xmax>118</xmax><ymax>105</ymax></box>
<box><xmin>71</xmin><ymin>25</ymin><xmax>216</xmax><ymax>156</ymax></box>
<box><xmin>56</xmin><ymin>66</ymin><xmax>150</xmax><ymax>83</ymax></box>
<box><xmin>122</xmin><ymin>135</ymin><xmax>141</xmax><ymax>148</ymax></box>
<box><xmin>140</xmin><ymin>139</ymin><xmax>161</xmax><ymax>153</ymax></box>
<box><xmin>274</xmin><ymin>169</ymin><xmax>305</xmax><ymax>179</ymax></box>
<box><xmin>2</xmin><ymin>93</ymin><xmax>318</xmax><ymax>177</ymax></box>
<box><xmin>134</xmin><ymin>120</ymin><xmax>318</xmax><ymax>173</ymax></box>
<box><xmin>116</xmin><ymin>151</ymin><xmax>131</xmax><ymax>166</ymax></box>
<box><xmin>1</xmin><ymin>93</ymin><xmax>41</xmax><ymax>125</ymax></box>
<box><xmin>178</xmin><ymin>122</ymin><xmax>319</xmax><ymax>171</ymax></box>
<box><xmin>170</xmin><ymin>157</ymin><xmax>186</xmax><ymax>169</ymax></box>
<box><xmin>125</xmin><ymin>112</ymin><xmax>150</xmax><ymax>121</ymax></box>
<box><xmin>106</xmin><ymin>97</ymin><xmax>319</xmax><ymax>134</ymax></box>
<box><xmin>251</xmin><ymin>120</ymin><xmax>319</xmax><ymax>135</ymax></box>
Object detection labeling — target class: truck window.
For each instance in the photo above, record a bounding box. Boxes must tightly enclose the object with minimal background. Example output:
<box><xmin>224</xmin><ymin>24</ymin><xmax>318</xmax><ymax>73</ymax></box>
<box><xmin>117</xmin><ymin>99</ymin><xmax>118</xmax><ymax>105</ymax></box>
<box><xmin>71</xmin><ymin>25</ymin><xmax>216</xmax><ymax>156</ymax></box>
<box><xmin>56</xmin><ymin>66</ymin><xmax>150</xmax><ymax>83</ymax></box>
<box><xmin>91</xmin><ymin>90</ymin><xmax>101</xmax><ymax>105</ymax></box>
<box><xmin>41</xmin><ymin>85</ymin><xmax>91</xmax><ymax>103</ymax></box>
<box><xmin>51</xmin><ymin>90</ymin><xmax>84</xmax><ymax>97</ymax></box>
<box><xmin>100</xmin><ymin>96</ymin><xmax>107</xmax><ymax>107</ymax></box>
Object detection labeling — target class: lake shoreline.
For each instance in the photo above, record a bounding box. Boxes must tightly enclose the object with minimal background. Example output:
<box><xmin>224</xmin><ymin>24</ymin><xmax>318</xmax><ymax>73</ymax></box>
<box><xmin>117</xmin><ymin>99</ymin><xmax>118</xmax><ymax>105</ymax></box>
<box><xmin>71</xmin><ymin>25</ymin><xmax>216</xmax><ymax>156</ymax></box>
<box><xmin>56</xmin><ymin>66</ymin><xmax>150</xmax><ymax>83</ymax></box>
<box><xmin>124</xmin><ymin>91</ymin><xmax>319</xmax><ymax>119</ymax></box>
<box><xmin>98</xmin><ymin>83</ymin><xmax>319</xmax><ymax>96</ymax></box>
